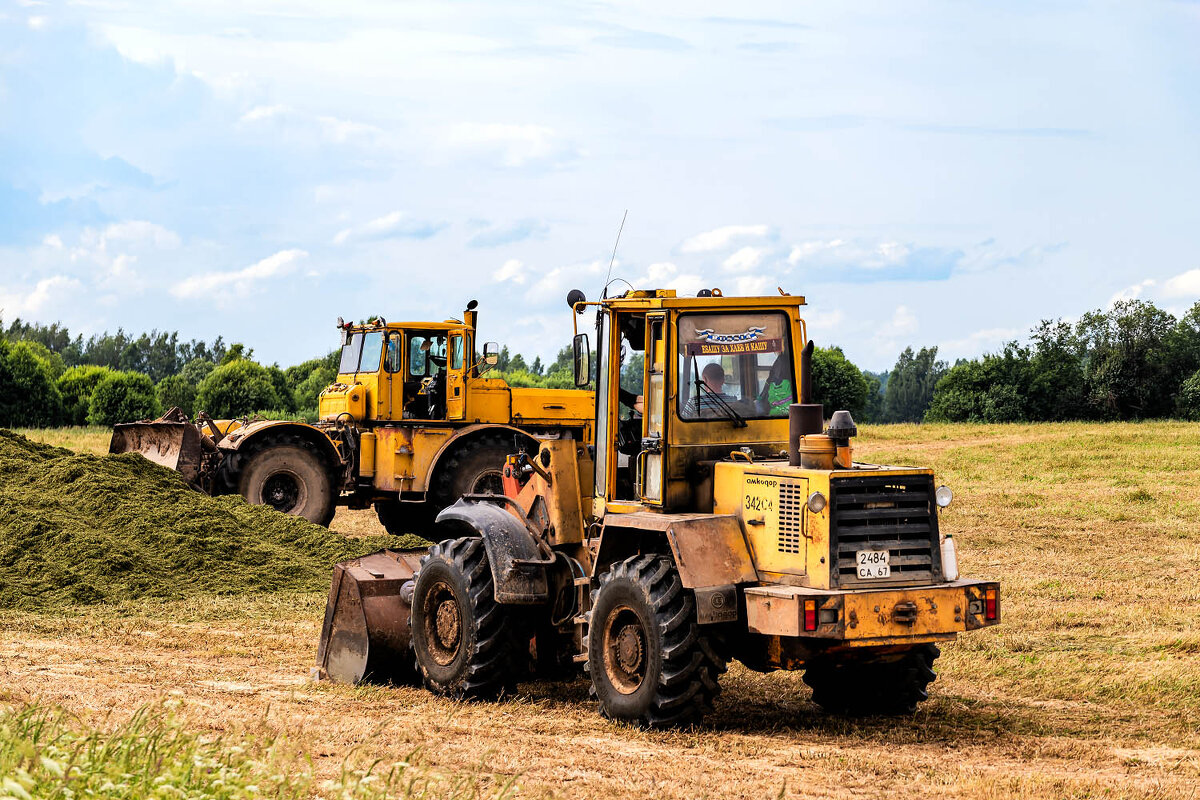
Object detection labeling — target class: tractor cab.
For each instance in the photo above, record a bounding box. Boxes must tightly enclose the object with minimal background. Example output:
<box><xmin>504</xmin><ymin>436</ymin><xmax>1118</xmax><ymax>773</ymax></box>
<box><xmin>321</xmin><ymin>312</ymin><xmax>482</xmax><ymax>423</ymax></box>
<box><xmin>571</xmin><ymin>289</ymin><xmax>808</xmax><ymax>514</ymax></box>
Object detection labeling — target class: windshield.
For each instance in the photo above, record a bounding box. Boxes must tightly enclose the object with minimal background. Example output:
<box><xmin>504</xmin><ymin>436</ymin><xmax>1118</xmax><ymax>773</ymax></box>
<box><xmin>676</xmin><ymin>311</ymin><xmax>795</xmax><ymax>421</ymax></box>
<box><xmin>338</xmin><ymin>333</ymin><xmax>363</xmax><ymax>373</ymax></box>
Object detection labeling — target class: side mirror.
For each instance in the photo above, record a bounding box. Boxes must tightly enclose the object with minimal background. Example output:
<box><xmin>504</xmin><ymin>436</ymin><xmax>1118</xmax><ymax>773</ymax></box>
<box><xmin>484</xmin><ymin>341</ymin><xmax>500</xmax><ymax>366</ymax></box>
<box><xmin>337</xmin><ymin>317</ymin><xmax>350</xmax><ymax>347</ymax></box>
<box><xmin>572</xmin><ymin>333</ymin><xmax>590</xmax><ymax>387</ymax></box>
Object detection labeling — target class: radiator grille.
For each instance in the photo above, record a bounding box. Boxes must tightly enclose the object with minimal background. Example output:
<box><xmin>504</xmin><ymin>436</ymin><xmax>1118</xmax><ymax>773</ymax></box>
<box><xmin>830</xmin><ymin>475</ymin><xmax>940</xmax><ymax>586</ymax></box>
<box><xmin>778</xmin><ymin>480</ymin><xmax>804</xmax><ymax>554</ymax></box>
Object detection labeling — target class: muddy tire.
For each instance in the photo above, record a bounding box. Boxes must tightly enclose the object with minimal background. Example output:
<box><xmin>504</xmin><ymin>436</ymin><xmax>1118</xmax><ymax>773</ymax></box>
<box><xmin>410</xmin><ymin>537</ymin><xmax>523</xmax><ymax>699</ymax></box>
<box><xmin>587</xmin><ymin>555</ymin><xmax>725</xmax><ymax>728</ymax></box>
<box><xmin>374</xmin><ymin>499</ymin><xmax>436</xmax><ymax>538</ymax></box>
<box><xmin>237</xmin><ymin>437</ymin><xmax>336</xmax><ymax>526</ymax></box>
<box><xmin>803</xmin><ymin>644</ymin><xmax>940</xmax><ymax>716</ymax></box>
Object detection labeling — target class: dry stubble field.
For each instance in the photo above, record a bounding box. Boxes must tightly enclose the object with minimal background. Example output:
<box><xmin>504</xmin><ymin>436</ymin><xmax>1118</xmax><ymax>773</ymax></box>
<box><xmin>3</xmin><ymin>423</ymin><xmax>1200</xmax><ymax>799</ymax></box>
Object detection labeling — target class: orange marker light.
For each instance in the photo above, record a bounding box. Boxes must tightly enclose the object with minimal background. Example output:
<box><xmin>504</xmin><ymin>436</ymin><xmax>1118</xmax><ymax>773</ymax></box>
<box><xmin>803</xmin><ymin>599</ymin><xmax>818</xmax><ymax>631</ymax></box>
<box><xmin>984</xmin><ymin>587</ymin><xmax>999</xmax><ymax>621</ymax></box>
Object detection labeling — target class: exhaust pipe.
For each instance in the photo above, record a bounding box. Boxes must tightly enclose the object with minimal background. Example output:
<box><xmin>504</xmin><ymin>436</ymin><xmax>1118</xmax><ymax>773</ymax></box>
<box><xmin>788</xmin><ymin>340</ymin><xmax>824</xmax><ymax>466</ymax></box>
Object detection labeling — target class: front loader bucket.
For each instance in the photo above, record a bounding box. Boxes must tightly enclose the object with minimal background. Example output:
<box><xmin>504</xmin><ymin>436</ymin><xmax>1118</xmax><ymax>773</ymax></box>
<box><xmin>110</xmin><ymin>408</ymin><xmax>215</xmax><ymax>489</ymax></box>
<box><xmin>316</xmin><ymin>549</ymin><xmax>427</xmax><ymax>685</ymax></box>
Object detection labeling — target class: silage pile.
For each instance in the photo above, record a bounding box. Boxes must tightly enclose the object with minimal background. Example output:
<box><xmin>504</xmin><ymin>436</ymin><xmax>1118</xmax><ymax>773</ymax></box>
<box><xmin>0</xmin><ymin>430</ymin><xmax>423</xmax><ymax>610</ymax></box>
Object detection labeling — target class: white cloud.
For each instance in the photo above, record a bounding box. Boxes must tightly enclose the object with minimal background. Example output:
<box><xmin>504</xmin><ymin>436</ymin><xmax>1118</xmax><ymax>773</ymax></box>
<box><xmin>445</xmin><ymin>123</ymin><xmax>570</xmax><ymax>168</ymax></box>
<box><xmin>332</xmin><ymin>211</ymin><xmax>440</xmax><ymax>245</ymax></box>
<box><xmin>0</xmin><ymin>276</ymin><xmax>81</xmax><ymax>317</ymax></box>
<box><xmin>27</xmin><ymin>15</ymin><xmax>47</xmax><ymax>30</ymax></box>
<box><xmin>723</xmin><ymin>246</ymin><xmax>766</xmax><ymax>272</ymax></box>
<box><xmin>733</xmin><ymin>275</ymin><xmax>772</xmax><ymax>295</ymax></box>
<box><xmin>171</xmin><ymin>249</ymin><xmax>307</xmax><ymax>299</ymax></box>
<box><xmin>494</xmin><ymin>259</ymin><xmax>526</xmax><ymax>284</ymax></box>
<box><xmin>42</xmin><ymin>234</ymin><xmax>63</xmax><ymax>250</ymax></box>
<box><xmin>938</xmin><ymin>326</ymin><xmax>1023</xmax><ymax>360</ymax></box>
<box><xmin>1109</xmin><ymin>278</ymin><xmax>1156</xmax><ymax>306</ymax></box>
<box><xmin>630</xmin><ymin>261</ymin><xmax>705</xmax><ymax>297</ymax></box>
<box><xmin>316</xmin><ymin>115</ymin><xmax>383</xmax><ymax>143</ymax></box>
<box><xmin>241</xmin><ymin>104</ymin><xmax>288</xmax><ymax>122</ymax></box>
<box><xmin>1163</xmin><ymin>269</ymin><xmax>1200</xmax><ymax>298</ymax></box>
<box><xmin>787</xmin><ymin>238</ymin><xmax>909</xmax><ymax>269</ymax></box>
<box><xmin>680</xmin><ymin>224</ymin><xmax>770</xmax><ymax>253</ymax></box>
<box><xmin>886</xmin><ymin>305</ymin><xmax>918</xmax><ymax>337</ymax></box>
<box><xmin>100</xmin><ymin>220</ymin><xmax>181</xmax><ymax>249</ymax></box>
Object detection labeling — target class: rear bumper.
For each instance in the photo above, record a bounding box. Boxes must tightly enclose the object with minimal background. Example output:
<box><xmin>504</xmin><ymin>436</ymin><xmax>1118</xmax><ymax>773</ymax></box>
<box><xmin>744</xmin><ymin>579</ymin><xmax>999</xmax><ymax>645</ymax></box>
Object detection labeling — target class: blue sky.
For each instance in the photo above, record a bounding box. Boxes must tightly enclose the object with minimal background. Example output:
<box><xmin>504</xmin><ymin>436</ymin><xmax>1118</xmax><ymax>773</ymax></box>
<box><xmin>1</xmin><ymin>0</ymin><xmax>1198</xmax><ymax>371</ymax></box>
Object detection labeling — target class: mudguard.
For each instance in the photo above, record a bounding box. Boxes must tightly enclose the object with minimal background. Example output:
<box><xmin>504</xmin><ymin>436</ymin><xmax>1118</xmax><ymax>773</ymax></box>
<box><xmin>436</xmin><ymin>498</ymin><xmax>551</xmax><ymax>605</ymax></box>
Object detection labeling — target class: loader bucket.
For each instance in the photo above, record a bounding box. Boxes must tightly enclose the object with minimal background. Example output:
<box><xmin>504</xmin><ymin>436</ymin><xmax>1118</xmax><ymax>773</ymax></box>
<box><xmin>316</xmin><ymin>549</ymin><xmax>427</xmax><ymax>685</ymax></box>
<box><xmin>110</xmin><ymin>408</ymin><xmax>216</xmax><ymax>489</ymax></box>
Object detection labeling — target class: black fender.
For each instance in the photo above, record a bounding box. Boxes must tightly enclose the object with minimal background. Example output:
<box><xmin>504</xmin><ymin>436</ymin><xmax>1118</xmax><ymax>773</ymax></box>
<box><xmin>435</xmin><ymin>498</ymin><xmax>550</xmax><ymax>605</ymax></box>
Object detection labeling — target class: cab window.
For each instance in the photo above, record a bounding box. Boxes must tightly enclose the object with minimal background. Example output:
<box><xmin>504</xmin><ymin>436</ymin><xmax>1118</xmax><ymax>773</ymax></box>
<box><xmin>676</xmin><ymin>312</ymin><xmax>795</xmax><ymax>420</ymax></box>
<box><xmin>384</xmin><ymin>332</ymin><xmax>402</xmax><ymax>373</ymax></box>
<box><xmin>338</xmin><ymin>333</ymin><xmax>363</xmax><ymax>374</ymax></box>
<box><xmin>408</xmin><ymin>334</ymin><xmax>447</xmax><ymax>377</ymax></box>
<box><xmin>358</xmin><ymin>331</ymin><xmax>385</xmax><ymax>374</ymax></box>
<box><xmin>450</xmin><ymin>335</ymin><xmax>464</xmax><ymax>370</ymax></box>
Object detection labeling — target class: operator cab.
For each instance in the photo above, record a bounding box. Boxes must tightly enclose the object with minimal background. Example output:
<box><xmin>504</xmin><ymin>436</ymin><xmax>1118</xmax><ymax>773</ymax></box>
<box><xmin>572</xmin><ymin>288</ymin><xmax>807</xmax><ymax>513</ymax></box>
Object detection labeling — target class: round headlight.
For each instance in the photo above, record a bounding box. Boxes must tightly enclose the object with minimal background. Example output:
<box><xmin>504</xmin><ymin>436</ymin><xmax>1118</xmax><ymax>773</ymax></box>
<box><xmin>935</xmin><ymin>485</ymin><xmax>953</xmax><ymax>508</ymax></box>
<box><xmin>807</xmin><ymin>491</ymin><xmax>827</xmax><ymax>513</ymax></box>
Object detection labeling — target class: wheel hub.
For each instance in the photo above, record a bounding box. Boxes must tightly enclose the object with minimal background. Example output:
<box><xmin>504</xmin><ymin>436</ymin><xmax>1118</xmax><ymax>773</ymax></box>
<box><xmin>422</xmin><ymin>581</ymin><xmax>463</xmax><ymax>667</ymax></box>
<box><xmin>435</xmin><ymin>599</ymin><xmax>461</xmax><ymax>649</ymax></box>
<box><xmin>261</xmin><ymin>472</ymin><xmax>300</xmax><ymax>512</ymax></box>
<box><xmin>602</xmin><ymin>605</ymin><xmax>648</xmax><ymax>695</ymax></box>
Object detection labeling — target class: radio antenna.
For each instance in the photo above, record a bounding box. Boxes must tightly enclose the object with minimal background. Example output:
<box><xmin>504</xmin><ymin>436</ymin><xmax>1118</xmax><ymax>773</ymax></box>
<box><xmin>601</xmin><ymin>209</ymin><xmax>628</xmax><ymax>299</ymax></box>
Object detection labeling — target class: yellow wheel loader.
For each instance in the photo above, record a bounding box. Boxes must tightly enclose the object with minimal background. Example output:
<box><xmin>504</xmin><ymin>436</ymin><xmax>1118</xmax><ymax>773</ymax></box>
<box><xmin>316</xmin><ymin>288</ymin><xmax>1000</xmax><ymax>725</ymax></box>
<box><xmin>110</xmin><ymin>300</ymin><xmax>593</xmax><ymax>536</ymax></box>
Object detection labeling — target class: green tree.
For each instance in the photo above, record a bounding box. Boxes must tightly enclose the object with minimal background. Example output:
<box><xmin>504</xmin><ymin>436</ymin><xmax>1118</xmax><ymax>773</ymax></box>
<box><xmin>810</xmin><ymin>346</ymin><xmax>870</xmax><ymax>419</ymax></box>
<box><xmin>925</xmin><ymin>344</ymin><xmax>1031</xmax><ymax>423</ymax></box>
<box><xmin>86</xmin><ymin>371</ymin><xmax>160</xmax><ymax>425</ymax></box>
<box><xmin>1176</xmin><ymin>368</ymin><xmax>1200</xmax><ymax>420</ymax></box>
<box><xmin>179</xmin><ymin>357</ymin><xmax>216</xmax><ymax>386</ymax></box>
<box><xmin>58</xmin><ymin>365</ymin><xmax>115</xmax><ymax>425</ymax></box>
<box><xmin>1077</xmin><ymin>300</ymin><xmax>1177</xmax><ymax>419</ymax></box>
<box><xmin>157</xmin><ymin>373</ymin><xmax>197</xmax><ymax>416</ymax></box>
<box><xmin>195</xmin><ymin>359</ymin><xmax>282</xmax><ymax>418</ymax></box>
<box><xmin>0</xmin><ymin>340</ymin><xmax>64</xmax><ymax>426</ymax></box>
<box><xmin>882</xmin><ymin>346</ymin><xmax>946</xmax><ymax>423</ymax></box>
<box><xmin>1026</xmin><ymin>319</ymin><xmax>1087</xmax><ymax>421</ymax></box>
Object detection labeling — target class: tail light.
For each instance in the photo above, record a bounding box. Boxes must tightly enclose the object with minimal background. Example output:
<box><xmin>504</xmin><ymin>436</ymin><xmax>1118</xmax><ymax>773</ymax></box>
<box><xmin>984</xmin><ymin>586</ymin><xmax>999</xmax><ymax>621</ymax></box>
<box><xmin>803</xmin><ymin>599</ymin><xmax>818</xmax><ymax>632</ymax></box>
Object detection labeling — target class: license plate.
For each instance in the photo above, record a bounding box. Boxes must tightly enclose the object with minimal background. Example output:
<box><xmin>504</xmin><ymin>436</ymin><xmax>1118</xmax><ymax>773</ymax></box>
<box><xmin>857</xmin><ymin>549</ymin><xmax>890</xmax><ymax>579</ymax></box>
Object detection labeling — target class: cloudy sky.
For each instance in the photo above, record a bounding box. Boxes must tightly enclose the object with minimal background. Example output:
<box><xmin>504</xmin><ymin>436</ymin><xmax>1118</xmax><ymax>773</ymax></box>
<box><xmin>2</xmin><ymin>1</ymin><xmax>1198</xmax><ymax>371</ymax></box>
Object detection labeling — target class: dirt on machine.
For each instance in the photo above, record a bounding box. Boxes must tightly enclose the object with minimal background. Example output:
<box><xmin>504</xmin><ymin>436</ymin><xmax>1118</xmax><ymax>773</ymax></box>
<box><xmin>111</xmin><ymin>300</ymin><xmax>594</xmax><ymax>537</ymax></box>
<box><xmin>316</xmin><ymin>286</ymin><xmax>1001</xmax><ymax>726</ymax></box>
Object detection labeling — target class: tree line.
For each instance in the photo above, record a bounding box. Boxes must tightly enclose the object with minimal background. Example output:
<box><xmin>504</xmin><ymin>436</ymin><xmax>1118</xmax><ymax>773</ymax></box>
<box><xmin>3</xmin><ymin>297</ymin><xmax>1199</xmax><ymax>429</ymax></box>
<box><xmin>0</xmin><ymin>318</ymin><xmax>337</xmax><ymax>428</ymax></box>
<box><xmin>810</xmin><ymin>299</ymin><xmax>1200</xmax><ymax>424</ymax></box>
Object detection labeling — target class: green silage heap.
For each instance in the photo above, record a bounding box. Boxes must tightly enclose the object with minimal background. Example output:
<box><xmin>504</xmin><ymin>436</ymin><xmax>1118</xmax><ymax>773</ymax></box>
<box><xmin>0</xmin><ymin>430</ymin><xmax>423</xmax><ymax>610</ymax></box>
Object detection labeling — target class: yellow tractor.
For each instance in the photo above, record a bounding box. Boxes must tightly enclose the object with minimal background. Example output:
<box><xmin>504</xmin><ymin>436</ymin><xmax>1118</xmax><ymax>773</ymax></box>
<box><xmin>317</xmin><ymin>288</ymin><xmax>1000</xmax><ymax>723</ymax></box>
<box><xmin>110</xmin><ymin>300</ymin><xmax>593</xmax><ymax>535</ymax></box>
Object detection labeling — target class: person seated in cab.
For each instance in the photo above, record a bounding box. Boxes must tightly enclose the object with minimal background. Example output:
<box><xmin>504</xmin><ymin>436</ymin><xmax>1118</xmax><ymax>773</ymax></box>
<box><xmin>683</xmin><ymin>362</ymin><xmax>738</xmax><ymax>418</ymax></box>
<box><xmin>757</xmin><ymin>357</ymin><xmax>793</xmax><ymax>417</ymax></box>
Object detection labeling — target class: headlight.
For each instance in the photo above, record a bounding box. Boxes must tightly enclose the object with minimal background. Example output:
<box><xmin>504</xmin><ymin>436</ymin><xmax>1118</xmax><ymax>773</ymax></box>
<box><xmin>806</xmin><ymin>491</ymin><xmax>827</xmax><ymax>513</ymax></box>
<box><xmin>935</xmin><ymin>485</ymin><xmax>953</xmax><ymax>508</ymax></box>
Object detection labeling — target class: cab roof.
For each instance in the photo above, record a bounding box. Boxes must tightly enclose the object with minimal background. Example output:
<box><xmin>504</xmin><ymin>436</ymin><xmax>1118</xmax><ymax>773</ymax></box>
<box><xmin>599</xmin><ymin>289</ymin><xmax>806</xmax><ymax>311</ymax></box>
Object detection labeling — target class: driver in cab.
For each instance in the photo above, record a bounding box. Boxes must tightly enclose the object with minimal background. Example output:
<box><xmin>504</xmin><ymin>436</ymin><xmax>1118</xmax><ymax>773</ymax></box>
<box><xmin>683</xmin><ymin>362</ymin><xmax>737</xmax><ymax>418</ymax></box>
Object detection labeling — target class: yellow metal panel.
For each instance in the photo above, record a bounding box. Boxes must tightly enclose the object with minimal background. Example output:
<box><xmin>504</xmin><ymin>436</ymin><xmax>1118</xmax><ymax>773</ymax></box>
<box><xmin>510</xmin><ymin>387</ymin><xmax>595</xmax><ymax>426</ymax></box>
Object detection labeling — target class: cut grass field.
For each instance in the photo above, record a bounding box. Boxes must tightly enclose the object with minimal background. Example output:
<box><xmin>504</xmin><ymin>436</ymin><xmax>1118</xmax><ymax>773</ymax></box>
<box><xmin>5</xmin><ymin>422</ymin><xmax>1200</xmax><ymax>798</ymax></box>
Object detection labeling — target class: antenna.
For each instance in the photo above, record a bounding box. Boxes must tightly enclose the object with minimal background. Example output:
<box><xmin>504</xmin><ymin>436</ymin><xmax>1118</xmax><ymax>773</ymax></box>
<box><xmin>601</xmin><ymin>209</ymin><xmax>628</xmax><ymax>299</ymax></box>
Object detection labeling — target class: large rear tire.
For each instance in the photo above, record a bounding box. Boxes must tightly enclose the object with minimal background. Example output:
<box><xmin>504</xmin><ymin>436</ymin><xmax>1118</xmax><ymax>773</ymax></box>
<box><xmin>410</xmin><ymin>537</ymin><xmax>524</xmax><ymax>699</ymax></box>
<box><xmin>237</xmin><ymin>438</ymin><xmax>336</xmax><ymax>526</ymax></box>
<box><xmin>586</xmin><ymin>554</ymin><xmax>725</xmax><ymax>728</ymax></box>
<box><xmin>803</xmin><ymin>644</ymin><xmax>940</xmax><ymax>716</ymax></box>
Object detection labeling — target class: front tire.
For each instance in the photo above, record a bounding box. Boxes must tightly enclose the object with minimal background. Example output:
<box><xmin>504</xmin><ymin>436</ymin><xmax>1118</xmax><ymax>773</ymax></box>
<box><xmin>410</xmin><ymin>537</ymin><xmax>523</xmax><ymax>699</ymax></box>
<box><xmin>803</xmin><ymin>644</ymin><xmax>940</xmax><ymax>716</ymax></box>
<box><xmin>587</xmin><ymin>555</ymin><xmax>725</xmax><ymax>728</ymax></box>
<box><xmin>237</xmin><ymin>439</ymin><xmax>335</xmax><ymax>526</ymax></box>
